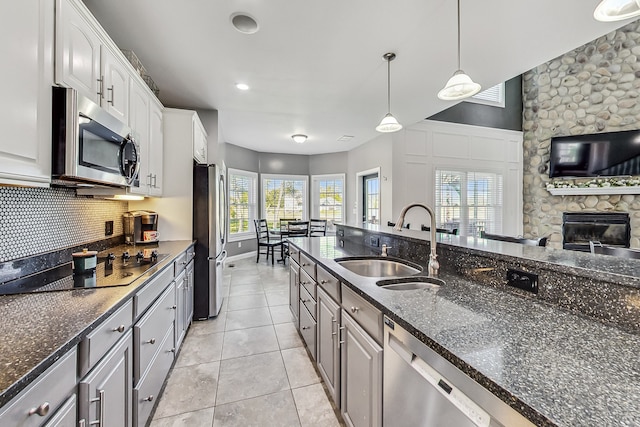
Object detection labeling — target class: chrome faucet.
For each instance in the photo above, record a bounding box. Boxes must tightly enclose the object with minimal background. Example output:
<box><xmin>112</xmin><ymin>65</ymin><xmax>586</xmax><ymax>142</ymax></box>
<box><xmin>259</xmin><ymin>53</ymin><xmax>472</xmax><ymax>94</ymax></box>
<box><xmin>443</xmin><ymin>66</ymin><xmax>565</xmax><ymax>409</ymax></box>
<box><xmin>394</xmin><ymin>203</ymin><xmax>440</xmax><ymax>277</ymax></box>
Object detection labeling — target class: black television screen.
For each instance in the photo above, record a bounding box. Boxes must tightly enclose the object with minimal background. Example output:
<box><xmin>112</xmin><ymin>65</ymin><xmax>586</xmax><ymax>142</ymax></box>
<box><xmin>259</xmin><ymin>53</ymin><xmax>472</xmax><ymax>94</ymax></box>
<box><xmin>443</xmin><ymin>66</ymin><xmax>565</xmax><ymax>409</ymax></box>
<box><xmin>549</xmin><ymin>129</ymin><xmax>640</xmax><ymax>178</ymax></box>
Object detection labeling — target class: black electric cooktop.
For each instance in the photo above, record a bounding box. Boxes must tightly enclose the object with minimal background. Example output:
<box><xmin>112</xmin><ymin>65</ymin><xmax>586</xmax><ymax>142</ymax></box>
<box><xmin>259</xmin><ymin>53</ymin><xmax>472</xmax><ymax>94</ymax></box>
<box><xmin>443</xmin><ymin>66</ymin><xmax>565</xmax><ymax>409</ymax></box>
<box><xmin>0</xmin><ymin>249</ymin><xmax>168</xmax><ymax>296</ymax></box>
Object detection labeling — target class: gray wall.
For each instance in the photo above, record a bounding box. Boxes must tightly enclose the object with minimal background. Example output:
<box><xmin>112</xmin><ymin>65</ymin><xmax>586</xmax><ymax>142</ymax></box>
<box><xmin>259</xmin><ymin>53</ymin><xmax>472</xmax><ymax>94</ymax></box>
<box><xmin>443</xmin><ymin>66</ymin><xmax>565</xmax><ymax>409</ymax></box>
<box><xmin>309</xmin><ymin>152</ymin><xmax>349</xmax><ymax>175</ymax></box>
<box><xmin>428</xmin><ymin>76</ymin><xmax>523</xmax><ymax>131</ymax></box>
<box><xmin>259</xmin><ymin>153</ymin><xmax>309</xmax><ymax>175</ymax></box>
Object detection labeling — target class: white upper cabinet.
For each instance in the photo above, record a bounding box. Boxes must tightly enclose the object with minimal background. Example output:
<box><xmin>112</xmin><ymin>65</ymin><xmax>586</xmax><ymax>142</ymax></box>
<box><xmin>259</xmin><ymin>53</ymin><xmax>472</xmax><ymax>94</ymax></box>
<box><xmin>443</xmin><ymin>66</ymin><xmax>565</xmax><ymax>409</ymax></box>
<box><xmin>0</xmin><ymin>0</ymin><xmax>54</xmax><ymax>186</ymax></box>
<box><xmin>100</xmin><ymin>46</ymin><xmax>129</xmax><ymax>123</ymax></box>
<box><xmin>148</xmin><ymin>98</ymin><xmax>164</xmax><ymax>196</ymax></box>
<box><xmin>55</xmin><ymin>0</ymin><xmax>101</xmax><ymax>103</ymax></box>
<box><xmin>129</xmin><ymin>79</ymin><xmax>150</xmax><ymax>196</ymax></box>
<box><xmin>193</xmin><ymin>116</ymin><xmax>208</xmax><ymax>164</ymax></box>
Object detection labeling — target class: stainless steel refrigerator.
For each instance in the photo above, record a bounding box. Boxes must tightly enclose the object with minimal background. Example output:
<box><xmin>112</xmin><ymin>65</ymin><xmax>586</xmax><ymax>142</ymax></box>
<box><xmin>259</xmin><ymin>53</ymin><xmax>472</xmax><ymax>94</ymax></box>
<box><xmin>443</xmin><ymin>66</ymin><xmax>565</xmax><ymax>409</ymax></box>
<box><xmin>193</xmin><ymin>162</ymin><xmax>226</xmax><ymax>318</ymax></box>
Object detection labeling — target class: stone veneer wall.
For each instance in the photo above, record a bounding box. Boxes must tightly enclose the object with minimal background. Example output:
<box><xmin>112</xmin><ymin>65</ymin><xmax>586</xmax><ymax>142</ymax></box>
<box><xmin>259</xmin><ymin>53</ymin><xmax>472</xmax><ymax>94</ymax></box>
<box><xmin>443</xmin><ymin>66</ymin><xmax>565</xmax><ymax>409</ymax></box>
<box><xmin>523</xmin><ymin>20</ymin><xmax>640</xmax><ymax>249</ymax></box>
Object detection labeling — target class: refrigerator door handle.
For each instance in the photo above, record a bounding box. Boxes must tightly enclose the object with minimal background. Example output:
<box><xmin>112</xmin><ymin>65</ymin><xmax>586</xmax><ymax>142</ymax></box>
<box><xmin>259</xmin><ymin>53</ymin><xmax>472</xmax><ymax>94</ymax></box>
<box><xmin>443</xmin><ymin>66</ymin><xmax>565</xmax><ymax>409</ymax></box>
<box><xmin>216</xmin><ymin>250</ymin><xmax>227</xmax><ymax>266</ymax></box>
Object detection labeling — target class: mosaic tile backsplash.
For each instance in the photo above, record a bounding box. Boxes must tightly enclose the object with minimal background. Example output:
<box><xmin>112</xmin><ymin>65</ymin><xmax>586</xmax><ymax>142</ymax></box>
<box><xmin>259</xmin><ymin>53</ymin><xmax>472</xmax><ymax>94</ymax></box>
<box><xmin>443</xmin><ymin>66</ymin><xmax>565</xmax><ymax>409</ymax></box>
<box><xmin>0</xmin><ymin>187</ymin><xmax>128</xmax><ymax>262</ymax></box>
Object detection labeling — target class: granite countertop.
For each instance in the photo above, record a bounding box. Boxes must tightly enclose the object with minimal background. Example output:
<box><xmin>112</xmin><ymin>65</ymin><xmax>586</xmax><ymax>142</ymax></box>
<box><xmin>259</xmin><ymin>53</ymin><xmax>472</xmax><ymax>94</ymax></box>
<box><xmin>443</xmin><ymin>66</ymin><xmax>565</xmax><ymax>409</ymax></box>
<box><xmin>0</xmin><ymin>240</ymin><xmax>194</xmax><ymax>408</ymax></box>
<box><xmin>290</xmin><ymin>236</ymin><xmax>640</xmax><ymax>427</ymax></box>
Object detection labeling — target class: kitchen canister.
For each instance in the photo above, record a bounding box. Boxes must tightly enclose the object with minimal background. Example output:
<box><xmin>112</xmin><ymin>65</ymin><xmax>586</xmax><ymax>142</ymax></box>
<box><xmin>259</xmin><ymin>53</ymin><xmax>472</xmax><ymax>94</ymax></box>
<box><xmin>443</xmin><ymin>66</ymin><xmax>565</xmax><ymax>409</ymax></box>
<box><xmin>72</xmin><ymin>248</ymin><xmax>98</xmax><ymax>274</ymax></box>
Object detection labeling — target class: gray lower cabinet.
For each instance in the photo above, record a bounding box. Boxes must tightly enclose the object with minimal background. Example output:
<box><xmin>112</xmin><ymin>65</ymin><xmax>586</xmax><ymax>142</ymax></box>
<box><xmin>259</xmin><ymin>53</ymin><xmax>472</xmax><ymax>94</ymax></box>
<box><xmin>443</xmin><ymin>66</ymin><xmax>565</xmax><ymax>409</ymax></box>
<box><xmin>175</xmin><ymin>269</ymin><xmax>187</xmax><ymax>349</ymax></box>
<box><xmin>186</xmin><ymin>259</ymin><xmax>194</xmax><ymax>325</ymax></box>
<box><xmin>42</xmin><ymin>395</ymin><xmax>76</xmax><ymax>427</ymax></box>
<box><xmin>316</xmin><ymin>286</ymin><xmax>341</xmax><ymax>404</ymax></box>
<box><xmin>79</xmin><ymin>329</ymin><xmax>133</xmax><ymax>427</ymax></box>
<box><xmin>340</xmin><ymin>311</ymin><xmax>382</xmax><ymax>427</ymax></box>
<box><xmin>0</xmin><ymin>348</ymin><xmax>77</xmax><ymax>427</ymax></box>
<box><xmin>289</xmin><ymin>261</ymin><xmax>300</xmax><ymax>327</ymax></box>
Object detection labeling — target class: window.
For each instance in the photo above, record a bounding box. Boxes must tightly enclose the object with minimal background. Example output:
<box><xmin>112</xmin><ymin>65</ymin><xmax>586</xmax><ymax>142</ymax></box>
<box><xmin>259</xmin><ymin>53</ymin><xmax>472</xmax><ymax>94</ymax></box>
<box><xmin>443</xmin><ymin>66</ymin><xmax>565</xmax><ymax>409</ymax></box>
<box><xmin>465</xmin><ymin>82</ymin><xmax>505</xmax><ymax>108</ymax></box>
<box><xmin>435</xmin><ymin>169</ymin><xmax>503</xmax><ymax>237</ymax></box>
<box><xmin>228</xmin><ymin>169</ymin><xmax>257</xmax><ymax>241</ymax></box>
<box><xmin>311</xmin><ymin>174</ymin><xmax>345</xmax><ymax>226</ymax></box>
<box><xmin>363</xmin><ymin>173</ymin><xmax>380</xmax><ymax>224</ymax></box>
<box><xmin>261</xmin><ymin>174</ymin><xmax>308</xmax><ymax>230</ymax></box>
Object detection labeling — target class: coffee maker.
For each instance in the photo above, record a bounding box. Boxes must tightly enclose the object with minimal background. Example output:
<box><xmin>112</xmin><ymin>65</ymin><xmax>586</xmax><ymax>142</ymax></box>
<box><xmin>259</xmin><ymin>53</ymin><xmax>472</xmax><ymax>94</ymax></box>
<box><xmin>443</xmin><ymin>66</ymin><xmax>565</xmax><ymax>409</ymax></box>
<box><xmin>124</xmin><ymin>210</ymin><xmax>159</xmax><ymax>244</ymax></box>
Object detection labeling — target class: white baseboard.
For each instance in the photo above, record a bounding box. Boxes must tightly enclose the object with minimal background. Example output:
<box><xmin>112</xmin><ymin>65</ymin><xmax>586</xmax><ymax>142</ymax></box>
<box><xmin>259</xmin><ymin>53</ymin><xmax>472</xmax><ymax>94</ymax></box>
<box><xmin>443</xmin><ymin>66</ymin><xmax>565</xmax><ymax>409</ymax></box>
<box><xmin>225</xmin><ymin>251</ymin><xmax>256</xmax><ymax>264</ymax></box>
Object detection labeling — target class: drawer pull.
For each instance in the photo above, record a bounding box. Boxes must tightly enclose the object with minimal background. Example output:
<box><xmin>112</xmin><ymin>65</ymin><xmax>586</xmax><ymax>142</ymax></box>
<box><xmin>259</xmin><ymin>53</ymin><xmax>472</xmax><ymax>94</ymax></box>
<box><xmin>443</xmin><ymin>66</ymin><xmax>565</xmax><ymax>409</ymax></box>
<box><xmin>181</xmin><ymin>261</ymin><xmax>187</xmax><ymax>265</ymax></box>
<box><xmin>170</xmin><ymin>348</ymin><xmax>176</xmax><ymax>353</ymax></box>
<box><xmin>320</xmin><ymin>279</ymin><xmax>328</xmax><ymax>284</ymax></box>
<box><xmin>79</xmin><ymin>419</ymin><xmax>86</xmax><ymax>427</ymax></box>
<box><xmin>143</xmin><ymin>395</ymin><xmax>154</xmax><ymax>402</ymax></box>
<box><xmin>113</xmin><ymin>325</ymin><xmax>126</xmax><ymax>333</ymax></box>
<box><xmin>300</xmin><ymin>281</ymin><xmax>307</xmax><ymax>285</ymax></box>
<box><xmin>28</xmin><ymin>402</ymin><xmax>50</xmax><ymax>417</ymax></box>
<box><xmin>146</xmin><ymin>338</ymin><xmax>156</xmax><ymax>345</ymax></box>
<box><xmin>350</xmin><ymin>306</ymin><xmax>359</xmax><ymax>314</ymax></box>
<box><xmin>301</xmin><ymin>298</ymin><xmax>308</xmax><ymax>303</ymax></box>
<box><xmin>302</xmin><ymin>263</ymin><xmax>308</xmax><ymax>266</ymax></box>
<box><xmin>302</xmin><ymin>326</ymin><xmax>310</xmax><ymax>330</ymax></box>
<box><xmin>172</xmin><ymin>305</ymin><xmax>177</xmax><ymax>310</ymax></box>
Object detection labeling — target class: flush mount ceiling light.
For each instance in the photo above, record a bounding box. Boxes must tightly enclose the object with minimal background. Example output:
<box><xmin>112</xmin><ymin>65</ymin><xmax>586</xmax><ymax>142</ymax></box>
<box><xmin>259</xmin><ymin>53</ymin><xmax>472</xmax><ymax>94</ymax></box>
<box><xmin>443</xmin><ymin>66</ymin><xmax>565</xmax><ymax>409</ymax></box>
<box><xmin>437</xmin><ymin>0</ymin><xmax>481</xmax><ymax>101</ymax></box>
<box><xmin>594</xmin><ymin>0</ymin><xmax>640</xmax><ymax>21</ymax></box>
<box><xmin>235</xmin><ymin>83</ymin><xmax>250</xmax><ymax>91</ymax></box>
<box><xmin>231</xmin><ymin>13</ymin><xmax>259</xmax><ymax>34</ymax></box>
<box><xmin>292</xmin><ymin>134</ymin><xmax>307</xmax><ymax>143</ymax></box>
<box><xmin>376</xmin><ymin>52</ymin><xmax>402</xmax><ymax>133</ymax></box>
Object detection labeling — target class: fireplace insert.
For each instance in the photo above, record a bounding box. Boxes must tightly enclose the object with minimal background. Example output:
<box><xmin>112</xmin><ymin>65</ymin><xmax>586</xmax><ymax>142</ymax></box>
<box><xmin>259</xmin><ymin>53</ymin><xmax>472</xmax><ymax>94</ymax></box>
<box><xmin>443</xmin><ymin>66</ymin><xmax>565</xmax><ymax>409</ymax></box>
<box><xmin>562</xmin><ymin>212</ymin><xmax>630</xmax><ymax>252</ymax></box>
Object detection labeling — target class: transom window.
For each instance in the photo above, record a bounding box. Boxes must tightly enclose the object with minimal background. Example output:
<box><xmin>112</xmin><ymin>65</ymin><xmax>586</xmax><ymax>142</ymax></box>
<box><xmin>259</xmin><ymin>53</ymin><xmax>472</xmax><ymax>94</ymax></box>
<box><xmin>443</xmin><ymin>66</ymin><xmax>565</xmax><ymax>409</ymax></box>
<box><xmin>435</xmin><ymin>169</ymin><xmax>503</xmax><ymax>237</ymax></box>
<box><xmin>228</xmin><ymin>169</ymin><xmax>258</xmax><ymax>241</ymax></box>
<box><xmin>261</xmin><ymin>174</ymin><xmax>308</xmax><ymax>230</ymax></box>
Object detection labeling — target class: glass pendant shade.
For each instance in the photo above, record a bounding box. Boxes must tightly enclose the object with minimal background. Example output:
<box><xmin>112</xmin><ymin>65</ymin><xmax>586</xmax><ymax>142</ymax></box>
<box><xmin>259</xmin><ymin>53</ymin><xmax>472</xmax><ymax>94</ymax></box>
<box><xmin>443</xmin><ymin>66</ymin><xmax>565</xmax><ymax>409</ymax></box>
<box><xmin>438</xmin><ymin>70</ymin><xmax>482</xmax><ymax>101</ymax></box>
<box><xmin>594</xmin><ymin>0</ymin><xmax>640</xmax><ymax>21</ymax></box>
<box><xmin>376</xmin><ymin>113</ymin><xmax>403</xmax><ymax>133</ymax></box>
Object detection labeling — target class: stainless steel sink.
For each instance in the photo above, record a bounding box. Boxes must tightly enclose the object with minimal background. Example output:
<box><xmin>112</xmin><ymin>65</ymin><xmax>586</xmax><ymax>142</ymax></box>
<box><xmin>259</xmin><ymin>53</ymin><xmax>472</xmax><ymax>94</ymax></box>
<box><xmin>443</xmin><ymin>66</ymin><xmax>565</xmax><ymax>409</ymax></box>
<box><xmin>376</xmin><ymin>276</ymin><xmax>444</xmax><ymax>290</ymax></box>
<box><xmin>334</xmin><ymin>257</ymin><xmax>423</xmax><ymax>277</ymax></box>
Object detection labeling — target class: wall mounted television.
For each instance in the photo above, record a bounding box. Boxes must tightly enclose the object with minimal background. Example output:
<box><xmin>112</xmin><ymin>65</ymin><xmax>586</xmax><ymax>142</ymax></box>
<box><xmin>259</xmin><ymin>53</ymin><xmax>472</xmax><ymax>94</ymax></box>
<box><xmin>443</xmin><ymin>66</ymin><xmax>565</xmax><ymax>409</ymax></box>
<box><xmin>549</xmin><ymin>129</ymin><xmax>640</xmax><ymax>178</ymax></box>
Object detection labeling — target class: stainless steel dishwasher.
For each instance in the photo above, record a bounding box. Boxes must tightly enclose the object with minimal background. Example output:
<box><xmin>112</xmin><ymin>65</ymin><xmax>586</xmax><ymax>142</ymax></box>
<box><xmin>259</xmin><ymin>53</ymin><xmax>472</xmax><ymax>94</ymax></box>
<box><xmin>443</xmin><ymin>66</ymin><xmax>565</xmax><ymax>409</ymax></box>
<box><xmin>383</xmin><ymin>317</ymin><xmax>535</xmax><ymax>427</ymax></box>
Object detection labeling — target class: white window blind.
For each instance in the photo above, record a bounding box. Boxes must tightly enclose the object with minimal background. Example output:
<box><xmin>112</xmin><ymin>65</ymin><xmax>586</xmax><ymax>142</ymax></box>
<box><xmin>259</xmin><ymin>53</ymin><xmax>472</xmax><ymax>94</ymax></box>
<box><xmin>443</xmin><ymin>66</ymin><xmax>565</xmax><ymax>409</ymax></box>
<box><xmin>311</xmin><ymin>174</ymin><xmax>345</xmax><ymax>226</ymax></box>
<box><xmin>435</xmin><ymin>169</ymin><xmax>503</xmax><ymax>236</ymax></box>
<box><xmin>262</xmin><ymin>174</ymin><xmax>308</xmax><ymax>230</ymax></box>
<box><xmin>466</xmin><ymin>83</ymin><xmax>505</xmax><ymax>108</ymax></box>
<box><xmin>228</xmin><ymin>169</ymin><xmax>257</xmax><ymax>240</ymax></box>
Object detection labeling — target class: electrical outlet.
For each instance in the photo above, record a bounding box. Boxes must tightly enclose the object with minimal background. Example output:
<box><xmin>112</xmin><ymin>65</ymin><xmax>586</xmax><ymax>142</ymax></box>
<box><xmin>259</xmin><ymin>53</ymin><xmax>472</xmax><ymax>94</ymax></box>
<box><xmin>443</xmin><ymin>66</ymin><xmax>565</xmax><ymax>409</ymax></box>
<box><xmin>105</xmin><ymin>220</ymin><xmax>114</xmax><ymax>236</ymax></box>
<box><xmin>238</xmin><ymin>241</ymin><xmax>242</xmax><ymax>248</ymax></box>
<box><xmin>369</xmin><ymin>236</ymin><xmax>380</xmax><ymax>247</ymax></box>
<box><xmin>506</xmin><ymin>268</ymin><xmax>539</xmax><ymax>294</ymax></box>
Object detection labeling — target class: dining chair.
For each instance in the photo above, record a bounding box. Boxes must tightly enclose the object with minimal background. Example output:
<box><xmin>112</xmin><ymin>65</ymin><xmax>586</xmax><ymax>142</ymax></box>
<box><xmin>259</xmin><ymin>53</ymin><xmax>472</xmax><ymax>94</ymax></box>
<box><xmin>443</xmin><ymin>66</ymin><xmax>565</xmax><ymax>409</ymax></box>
<box><xmin>254</xmin><ymin>219</ymin><xmax>284</xmax><ymax>265</ymax></box>
<box><xmin>480</xmin><ymin>231</ymin><xmax>547</xmax><ymax>247</ymax></box>
<box><xmin>309</xmin><ymin>219</ymin><xmax>327</xmax><ymax>236</ymax></box>
<box><xmin>287</xmin><ymin>220</ymin><xmax>310</xmax><ymax>237</ymax></box>
<box><xmin>421</xmin><ymin>225</ymin><xmax>458</xmax><ymax>235</ymax></box>
<box><xmin>279</xmin><ymin>218</ymin><xmax>296</xmax><ymax>232</ymax></box>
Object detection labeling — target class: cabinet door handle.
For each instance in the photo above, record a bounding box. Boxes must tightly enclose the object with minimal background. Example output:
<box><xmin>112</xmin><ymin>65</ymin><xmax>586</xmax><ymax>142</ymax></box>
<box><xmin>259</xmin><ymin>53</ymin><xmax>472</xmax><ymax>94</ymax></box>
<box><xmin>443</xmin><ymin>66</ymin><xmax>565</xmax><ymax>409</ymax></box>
<box><xmin>28</xmin><ymin>402</ymin><xmax>50</xmax><ymax>417</ymax></box>
<box><xmin>146</xmin><ymin>338</ymin><xmax>156</xmax><ymax>345</ymax></box>
<box><xmin>339</xmin><ymin>325</ymin><xmax>345</xmax><ymax>345</ymax></box>
<box><xmin>97</xmin><ymin>76</ymin><xmax>104</xmax><ymax>98</ymax></box>
<box><xmin>143</xmin><ymin>395</ymin><xmax>154</xmax><ymax>402</ymax></box>
<box><xmin>89</xmin><ymin>389</ymin><xmax>105</xmax><ymax>426</ymax></box>
<box><xmin>112</xmin><ymin>325</ymin><xmax>125</xmax><ymax>333</ymax></box>
<box><xmin>171</xmin><ymin>305</ymin><xmax>177</xmax><ymax>310</ymax></box>
<box><xmin>320</xmin><ymin>280</ymin><xmax>328</xmax><ymax>284</ymax></box>
<box><xmin>79</xmin><ymin>419</ymin><xmax>86</xmax><ymax>427</ymax></box>
<box><xmin>302</xmin><ymin>326</ymin><xmax>310</xmax><ymax>330</ymax></box>
<box><xmin>152</xmin><ymin>174</ymin><xmax>157</xmax><ymax>188</ymax></box>
<box><xmin>107</xmin><ymin>85</ymin><xmax>114</xmax><ymax>105</ymax></box>
<box><xmin>301</xmin><ymin>298</ymin><xmax>308</xmax><ymax>303</ymax></box>
<box><xmin>350</xmin><ymin>306</ymin><xmax>359</xmax><ymax>314</ymax></box>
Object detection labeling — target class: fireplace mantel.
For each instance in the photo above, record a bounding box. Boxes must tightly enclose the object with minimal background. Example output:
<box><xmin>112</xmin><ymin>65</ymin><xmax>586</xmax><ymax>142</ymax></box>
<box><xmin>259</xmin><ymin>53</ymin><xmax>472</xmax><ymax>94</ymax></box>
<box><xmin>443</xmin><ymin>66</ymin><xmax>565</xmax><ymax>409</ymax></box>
<box><xmin>548</xmin><ymin>186</ymin><xmax>640</xmax><ymax>196</ymax></box>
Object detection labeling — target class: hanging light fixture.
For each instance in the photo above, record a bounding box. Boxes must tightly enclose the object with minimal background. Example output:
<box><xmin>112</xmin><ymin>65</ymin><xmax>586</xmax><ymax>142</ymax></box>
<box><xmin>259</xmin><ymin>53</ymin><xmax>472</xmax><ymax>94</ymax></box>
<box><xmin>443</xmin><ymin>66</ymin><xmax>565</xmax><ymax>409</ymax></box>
<box><xmin>594</xmin><ymin>0</ymin><xmax>640</xmax><ymax>21</ymax></box>
<box><xmin>291</xmin><ymin>134</ymin><xmax>307</xmax><ymax>143</ymax></box>
<box><xmin>376</xmin><ymin>52</ymin><xmax>402</xmax><ymax>133</ymax></box>
<box><xmin>438</xmin><ymin>0</ymin><xmax>481</xmax><ymax>101</ymax></box>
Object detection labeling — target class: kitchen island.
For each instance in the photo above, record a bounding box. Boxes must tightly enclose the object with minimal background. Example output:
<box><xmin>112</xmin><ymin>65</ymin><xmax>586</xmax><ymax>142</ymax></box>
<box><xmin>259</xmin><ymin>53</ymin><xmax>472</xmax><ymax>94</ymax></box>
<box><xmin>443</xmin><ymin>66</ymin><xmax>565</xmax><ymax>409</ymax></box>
<box><xmin>289</xmin><ymin>229</ymin><xmax>640</xmax><ymax>426</ymax></box>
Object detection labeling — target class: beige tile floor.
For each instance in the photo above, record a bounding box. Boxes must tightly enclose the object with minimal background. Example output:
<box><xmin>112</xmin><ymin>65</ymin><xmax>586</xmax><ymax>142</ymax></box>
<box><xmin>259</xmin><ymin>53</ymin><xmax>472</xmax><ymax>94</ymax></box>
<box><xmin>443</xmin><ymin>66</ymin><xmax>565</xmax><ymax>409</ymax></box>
<box><xmin>150</xmin><ymin>257</ymin><xmax>343</xmax><ymax>427</ymax></box>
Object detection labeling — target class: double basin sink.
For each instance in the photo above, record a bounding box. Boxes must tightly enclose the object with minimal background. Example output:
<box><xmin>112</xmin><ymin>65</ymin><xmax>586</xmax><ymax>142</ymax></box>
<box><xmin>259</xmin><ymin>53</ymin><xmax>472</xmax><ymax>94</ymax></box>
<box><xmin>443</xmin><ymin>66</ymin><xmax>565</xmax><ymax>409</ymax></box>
<box><xmin>334</xmin><ymin>256</ymin><xmax>443</xmax><ymax>290</ymax></box>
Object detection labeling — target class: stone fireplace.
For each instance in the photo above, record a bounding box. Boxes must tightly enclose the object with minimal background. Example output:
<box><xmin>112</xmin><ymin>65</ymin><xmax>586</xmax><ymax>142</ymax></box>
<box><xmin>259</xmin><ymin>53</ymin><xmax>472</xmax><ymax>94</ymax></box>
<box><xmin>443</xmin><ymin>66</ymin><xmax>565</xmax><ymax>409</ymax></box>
<box><xmin>562</xmin><ymin>212</ymin><xmax>630</xmax><ymax>251</ymax></box>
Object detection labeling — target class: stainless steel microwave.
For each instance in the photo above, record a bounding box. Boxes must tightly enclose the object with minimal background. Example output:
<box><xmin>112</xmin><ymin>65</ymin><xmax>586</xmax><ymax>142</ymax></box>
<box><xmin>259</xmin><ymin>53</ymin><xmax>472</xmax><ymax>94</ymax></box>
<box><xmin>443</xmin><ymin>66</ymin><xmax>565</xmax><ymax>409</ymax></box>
<box><xmin>52</xmin><ymin>87</ymin><xmax>140</xmax><ymax>187</ymax></box>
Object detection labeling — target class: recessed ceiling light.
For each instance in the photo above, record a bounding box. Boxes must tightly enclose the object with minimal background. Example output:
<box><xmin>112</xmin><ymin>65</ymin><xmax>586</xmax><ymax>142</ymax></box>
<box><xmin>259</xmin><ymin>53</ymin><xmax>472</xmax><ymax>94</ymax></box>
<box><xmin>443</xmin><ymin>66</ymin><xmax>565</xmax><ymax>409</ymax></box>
<box><xmin>236</xmin><ymin>83</ymin><xmax>250</xmax><ymax>91</ymax></box>
<box><xmin>292</xmin><ymin>134</ymin><xmax>308</xmax><ymax>144</ymax></box>
<box><xmin>231</xmin><ymin>13</ymin><xmax>259</xmax><ymax>34</ymax></box>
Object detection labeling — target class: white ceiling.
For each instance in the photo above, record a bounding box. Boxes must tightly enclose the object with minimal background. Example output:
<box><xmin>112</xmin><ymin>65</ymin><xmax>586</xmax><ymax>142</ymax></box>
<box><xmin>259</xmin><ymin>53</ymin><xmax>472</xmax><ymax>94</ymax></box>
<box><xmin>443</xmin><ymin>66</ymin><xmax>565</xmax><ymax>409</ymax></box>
<box><xmin>83</xmin><ymin>0</ymin><xmax>628</xmax><ymax>155</ymax></box>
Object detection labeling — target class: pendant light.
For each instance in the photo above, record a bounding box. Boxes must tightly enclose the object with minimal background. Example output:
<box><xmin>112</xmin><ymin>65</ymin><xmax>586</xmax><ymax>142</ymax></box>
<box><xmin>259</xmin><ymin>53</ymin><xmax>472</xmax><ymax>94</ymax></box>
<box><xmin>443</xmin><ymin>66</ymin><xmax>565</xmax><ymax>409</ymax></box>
<box><xmin>438</xmin><ymin>0</ymin><xmax>481</xmax><ymax>101</ymax></box>
<box><xmin>594</xmin><ymin>0</ymin><xmax>640</xmax><ymax>21</ymax></box>
<box><xmin>376</xmin><ymin>52</ymin><xmax>402</xmax><ymax>133</ymax></box>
